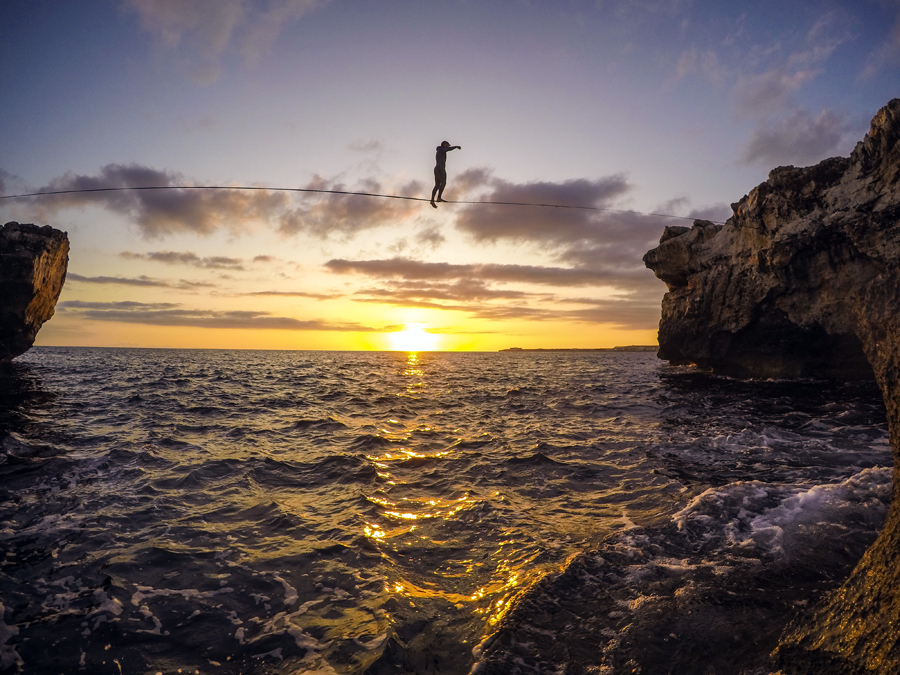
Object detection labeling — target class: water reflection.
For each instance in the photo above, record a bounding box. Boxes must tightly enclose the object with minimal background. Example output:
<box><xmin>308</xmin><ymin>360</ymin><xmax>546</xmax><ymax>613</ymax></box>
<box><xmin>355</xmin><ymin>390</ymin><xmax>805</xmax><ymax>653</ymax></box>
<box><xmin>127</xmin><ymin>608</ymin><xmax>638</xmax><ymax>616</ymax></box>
<box><xmin>402</xmin><ymin>352</ymin><xmax>425</xmax><ymax>395</ymax></box>
<box><xmin>357</xmin><ymin>351</ymin><xmax>549</xmax><ymax>651</ymax></box>
<box><xmin>5</xmin><ymin>348</ymin><xmax>692</xmax><ymax>674</ymax></box>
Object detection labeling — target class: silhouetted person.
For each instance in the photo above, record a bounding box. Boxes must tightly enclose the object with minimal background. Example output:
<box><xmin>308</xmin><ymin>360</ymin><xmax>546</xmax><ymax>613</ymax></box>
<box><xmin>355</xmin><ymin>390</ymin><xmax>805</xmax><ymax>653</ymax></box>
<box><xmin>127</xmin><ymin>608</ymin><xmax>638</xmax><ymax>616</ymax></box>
<box><xmin>431</xmin><ymin>140</ymin><xmax>461</xmax><ymax>207</ymax></box>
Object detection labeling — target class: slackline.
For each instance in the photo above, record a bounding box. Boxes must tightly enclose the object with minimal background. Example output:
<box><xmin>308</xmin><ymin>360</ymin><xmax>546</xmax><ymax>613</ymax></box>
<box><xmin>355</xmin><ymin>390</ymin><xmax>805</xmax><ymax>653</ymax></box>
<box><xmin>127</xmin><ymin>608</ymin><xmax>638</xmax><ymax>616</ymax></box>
<box><xmin>0</xmin><ymin>185</ymin><xmax>720</xmax><ymax>223</ymax></box>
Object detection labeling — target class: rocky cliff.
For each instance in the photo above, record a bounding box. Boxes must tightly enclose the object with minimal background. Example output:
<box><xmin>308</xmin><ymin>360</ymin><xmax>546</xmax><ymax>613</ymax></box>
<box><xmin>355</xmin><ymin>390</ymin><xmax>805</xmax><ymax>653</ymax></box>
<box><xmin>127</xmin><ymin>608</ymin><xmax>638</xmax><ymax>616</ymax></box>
<box><xmin>644</xmin><ymin>99</ymin><xmax>900</xmax><ymax>672</ymax></box>
<box><xmin>0</xmin><ymin>222</ymin><xmax>69</xmax><ymax>361</ymax></box>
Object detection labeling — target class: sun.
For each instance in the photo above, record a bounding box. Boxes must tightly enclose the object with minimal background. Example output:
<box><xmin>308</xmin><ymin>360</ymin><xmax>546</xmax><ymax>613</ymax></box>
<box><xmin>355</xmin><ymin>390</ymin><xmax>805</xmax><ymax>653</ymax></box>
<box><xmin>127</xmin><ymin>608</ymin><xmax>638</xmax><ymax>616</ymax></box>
<box><xmin>388</xmin><ymin>324</ymin><xmax>439</xmax><ymax>352</ymax></box>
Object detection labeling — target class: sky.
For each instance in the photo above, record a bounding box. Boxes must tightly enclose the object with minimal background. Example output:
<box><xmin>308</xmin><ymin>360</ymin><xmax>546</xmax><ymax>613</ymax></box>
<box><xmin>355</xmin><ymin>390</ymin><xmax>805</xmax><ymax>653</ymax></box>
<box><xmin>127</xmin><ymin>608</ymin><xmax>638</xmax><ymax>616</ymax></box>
<box><xmin>2</xmin><ymin>0</ymin><xmax>898</xmax><ymax>352</ymax></box>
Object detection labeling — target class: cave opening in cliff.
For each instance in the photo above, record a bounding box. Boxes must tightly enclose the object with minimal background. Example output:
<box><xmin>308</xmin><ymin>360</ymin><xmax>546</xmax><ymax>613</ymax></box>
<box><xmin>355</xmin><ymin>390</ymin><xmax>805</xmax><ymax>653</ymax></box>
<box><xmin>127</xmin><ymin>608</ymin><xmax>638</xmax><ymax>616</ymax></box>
<box><xmin>710</xmin><ymin>318</ymin><xmax>875</xmax><ymax>381</ymax></box>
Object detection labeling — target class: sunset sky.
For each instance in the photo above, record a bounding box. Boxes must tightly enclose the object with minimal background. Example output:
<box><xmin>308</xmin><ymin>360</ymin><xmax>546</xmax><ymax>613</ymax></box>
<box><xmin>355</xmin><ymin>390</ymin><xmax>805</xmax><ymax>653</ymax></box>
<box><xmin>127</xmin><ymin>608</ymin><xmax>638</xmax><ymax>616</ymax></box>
<box><xmin>2</xmin><ymin>0</ymin><xmax>899</xmax><ymax>351</ymax></box>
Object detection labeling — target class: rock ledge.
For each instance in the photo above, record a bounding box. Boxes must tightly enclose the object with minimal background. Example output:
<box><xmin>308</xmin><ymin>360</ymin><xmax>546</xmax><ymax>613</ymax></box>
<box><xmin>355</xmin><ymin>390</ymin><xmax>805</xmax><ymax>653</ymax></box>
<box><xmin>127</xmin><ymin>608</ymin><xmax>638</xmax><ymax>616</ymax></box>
<box><xmin>644</xmin><ymin>99</ymin><xmax>900</xmax><ymax>673</ymax></box>
<box><xmin>0</xmin><ymin>222</ymin><xmax>69</xmax><ymax>361</ymax></box>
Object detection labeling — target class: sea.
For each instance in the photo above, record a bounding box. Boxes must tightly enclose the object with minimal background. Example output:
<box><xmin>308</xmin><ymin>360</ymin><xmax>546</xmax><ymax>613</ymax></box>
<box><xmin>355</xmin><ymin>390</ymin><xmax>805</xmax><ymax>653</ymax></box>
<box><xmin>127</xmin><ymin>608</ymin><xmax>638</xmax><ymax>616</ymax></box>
<box><xmin>0</xmin><ymin>347</ymin><xmax>891</xmax><ymax>675</ymax></box>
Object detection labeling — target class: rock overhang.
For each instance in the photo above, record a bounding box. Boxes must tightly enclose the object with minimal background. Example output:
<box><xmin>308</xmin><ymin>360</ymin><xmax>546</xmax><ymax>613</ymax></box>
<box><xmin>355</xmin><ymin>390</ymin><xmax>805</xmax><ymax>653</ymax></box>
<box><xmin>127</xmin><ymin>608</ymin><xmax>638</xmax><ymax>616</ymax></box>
<box><xmin>644</xmin><ymin>98</ymin><xmax>900</xmax><ymax>672</ymax></box>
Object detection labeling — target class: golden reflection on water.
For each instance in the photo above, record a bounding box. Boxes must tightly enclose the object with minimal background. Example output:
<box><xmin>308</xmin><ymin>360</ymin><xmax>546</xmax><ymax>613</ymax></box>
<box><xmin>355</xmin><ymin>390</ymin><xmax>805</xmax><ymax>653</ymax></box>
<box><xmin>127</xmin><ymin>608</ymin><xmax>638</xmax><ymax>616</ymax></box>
<box><xmin>355</xmin><ymin>351</ymin><xmax>553</xmax><ymax>637</ymax></box>
<box><xmin>402</xmin><ymin>352</ymin><xmax>426</xmax><ymax>395</ymax></box>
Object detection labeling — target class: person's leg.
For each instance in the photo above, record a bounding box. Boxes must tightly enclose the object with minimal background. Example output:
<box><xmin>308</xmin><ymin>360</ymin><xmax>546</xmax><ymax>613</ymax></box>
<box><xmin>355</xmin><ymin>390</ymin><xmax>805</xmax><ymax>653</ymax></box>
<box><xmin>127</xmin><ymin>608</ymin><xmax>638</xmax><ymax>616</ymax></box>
<box><xmin>435</xmin><ymin>169</ymin><xmax>447</xmax><ymax>202</ymax></box>
<box><xmin>431</xmin><ymin>168</ymin><xmax>446</xmax><ymax>206</ymax></box>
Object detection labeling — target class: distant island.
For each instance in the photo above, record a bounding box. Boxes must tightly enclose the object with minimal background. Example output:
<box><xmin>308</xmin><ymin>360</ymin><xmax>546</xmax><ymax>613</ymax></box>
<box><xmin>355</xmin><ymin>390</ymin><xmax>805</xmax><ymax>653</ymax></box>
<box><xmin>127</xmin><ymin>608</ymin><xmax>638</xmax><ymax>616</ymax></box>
<box><xmin>500</xmin><ymin>345</ymin><xmax>657</xmax><ymax>352</ymax></box>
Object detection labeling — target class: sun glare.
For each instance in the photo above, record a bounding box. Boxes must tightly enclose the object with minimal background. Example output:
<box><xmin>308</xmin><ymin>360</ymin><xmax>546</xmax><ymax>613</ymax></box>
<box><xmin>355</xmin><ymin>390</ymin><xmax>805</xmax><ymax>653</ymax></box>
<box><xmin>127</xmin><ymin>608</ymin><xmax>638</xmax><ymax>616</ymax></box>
<box><xmin>389</xmin><ymin>324</ymin><xmax>439</xmax><ymax>352</ymax></box>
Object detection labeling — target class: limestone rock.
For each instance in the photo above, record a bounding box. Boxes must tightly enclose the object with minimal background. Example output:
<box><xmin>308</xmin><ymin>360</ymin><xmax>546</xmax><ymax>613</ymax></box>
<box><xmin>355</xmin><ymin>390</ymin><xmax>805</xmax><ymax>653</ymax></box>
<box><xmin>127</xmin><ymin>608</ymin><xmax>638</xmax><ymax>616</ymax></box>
<box><xmin>644</xmin><ymin>99</ymin><xmax>900</xmax><ymax>672</ymax></box>
<box><xmin>0</xmin><ymin>222</ymin><xmax>69</xmax><ymax>361</ymax></box>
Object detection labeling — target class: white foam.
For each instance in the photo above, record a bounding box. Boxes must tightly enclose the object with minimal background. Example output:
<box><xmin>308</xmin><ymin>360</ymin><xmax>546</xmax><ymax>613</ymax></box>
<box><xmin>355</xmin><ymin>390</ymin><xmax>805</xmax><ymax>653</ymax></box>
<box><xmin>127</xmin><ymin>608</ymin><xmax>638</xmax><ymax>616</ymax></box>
<box><xmin>135</xmin><ymin>604</ymin><xmax>166</xmax><ymax>635</ymax></box>
<box><xmin>354</xmin><ymin>632</ymin><xmax>387</xmax><ymax>650</ymax></box>
<box><xmin>288</xmin><ymin>628</ymin><xmax>333</xmax><ymax>651</ymax></box>
<box><xmin>273</xmin><ymin>575</ymin><xmax>298</xmax><ymax>606</ymax></box>
<box><xmin>130</xmin><ymin>584</ymin><xmax>234</xmax><ymax>606</ymax></box>
<box><xmin>673</xmin><ymin>467</ymin><xmax>892</xmax><ymax>558</ymax></box>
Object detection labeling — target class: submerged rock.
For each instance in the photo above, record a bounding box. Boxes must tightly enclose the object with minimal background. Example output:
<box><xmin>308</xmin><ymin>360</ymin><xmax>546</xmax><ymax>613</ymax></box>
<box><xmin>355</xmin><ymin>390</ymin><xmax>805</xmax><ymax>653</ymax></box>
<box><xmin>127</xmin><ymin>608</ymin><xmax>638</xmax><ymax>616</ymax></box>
<box><xmin>0</xmin><ymin>222</ymin><xmax>69</xmax><ymax>361</ymax></box>
<box><xmin>644</xmin><ymin>100</ymin><xmax>900</xmax><ymax>672</ymax></box>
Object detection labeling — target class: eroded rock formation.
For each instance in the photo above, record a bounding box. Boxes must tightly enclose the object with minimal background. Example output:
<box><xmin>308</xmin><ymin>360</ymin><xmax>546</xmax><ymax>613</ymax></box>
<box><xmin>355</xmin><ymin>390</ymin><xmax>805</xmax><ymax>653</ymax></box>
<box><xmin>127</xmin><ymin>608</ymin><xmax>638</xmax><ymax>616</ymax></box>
<box><xmin>644</xmin><ymin>100</ymin><xmax>900</xmax><ymax>672</ymax></box>
<box><xmin>0</xmin><ymin>222</ymin><xmax>69</xmax><ymax>361</ymax></box>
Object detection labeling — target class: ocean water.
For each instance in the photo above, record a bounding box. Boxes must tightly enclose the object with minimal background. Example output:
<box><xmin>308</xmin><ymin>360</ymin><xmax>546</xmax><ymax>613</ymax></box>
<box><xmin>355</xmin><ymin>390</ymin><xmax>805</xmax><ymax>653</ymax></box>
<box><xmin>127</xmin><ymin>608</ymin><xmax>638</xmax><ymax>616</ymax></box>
<box><xmin>0</xmin><ymin>347</ymin><xmax>891</xmax><ymax>675</ymax></box>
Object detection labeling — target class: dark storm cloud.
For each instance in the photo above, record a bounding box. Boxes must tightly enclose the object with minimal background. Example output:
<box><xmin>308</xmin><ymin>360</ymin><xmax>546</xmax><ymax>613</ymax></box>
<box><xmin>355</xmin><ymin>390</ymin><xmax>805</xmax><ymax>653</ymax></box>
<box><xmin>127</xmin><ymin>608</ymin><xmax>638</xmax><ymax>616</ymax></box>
<box><xmin>120</xmin><ymin>250</ymin><xmax>245</xmax><ymax>270</ymax></box>
<box><xmin>59</xmin><ymin>300</ymin><xmax>380</xmax><ymax>331</ymax></box>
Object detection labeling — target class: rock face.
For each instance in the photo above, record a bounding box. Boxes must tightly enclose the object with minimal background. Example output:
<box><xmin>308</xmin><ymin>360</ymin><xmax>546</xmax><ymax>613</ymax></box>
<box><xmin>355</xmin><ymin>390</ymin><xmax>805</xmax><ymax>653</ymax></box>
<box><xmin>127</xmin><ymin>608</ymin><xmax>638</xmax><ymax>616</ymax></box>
<box><xmin>0</xmin><ymin>222</ymin><xmax>69</xmax><ymax>361</ymax></box>
<box><xmin>644</xmin><ymin>99</ymin><xmax>900</xmax><ymax>672</ymax></box>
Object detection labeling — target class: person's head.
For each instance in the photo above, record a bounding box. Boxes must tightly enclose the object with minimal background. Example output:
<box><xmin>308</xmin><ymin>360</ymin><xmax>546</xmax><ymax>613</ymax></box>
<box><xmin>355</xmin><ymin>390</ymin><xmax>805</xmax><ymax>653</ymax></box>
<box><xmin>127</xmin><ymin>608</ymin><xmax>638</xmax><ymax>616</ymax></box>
<box><xmin>441</xmin><ymin>141</ymin><xmax>450</xmax><ymax>147</ymax></box>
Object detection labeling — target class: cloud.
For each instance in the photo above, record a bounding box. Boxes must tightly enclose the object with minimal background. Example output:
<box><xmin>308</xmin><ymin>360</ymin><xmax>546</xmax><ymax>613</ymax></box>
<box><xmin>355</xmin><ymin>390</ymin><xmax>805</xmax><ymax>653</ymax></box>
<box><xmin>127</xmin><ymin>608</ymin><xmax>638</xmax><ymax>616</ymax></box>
<box><xmin>277</xmin><ymin>175</ymin><xmax>425</xmax><ymax>238</ymax></box>
<box><xmin>243</xmin><ymin>290</ymin><xmax>338</xmax><ymax>299</ymax></box>
<box><xmin>465</xmin><ymin>297</ymin><xmax>661</xmax><ymax>329</ymax></box>
<box><xmin>60</xmin><ymin>300</ymin><xmax>178</xmax><ymax>310</ymax></box>
<box><xmin>349</xmin><ymin>140</ymin><xmax>384</xmax><ymax>153</ymax></box>
<box><xmin>559</xmin><ymin>296</ymin><xmax>667</xmax><ymax>328</ymax></box>
<box><xmin>446</xmin><ymin>169</ymin><xmax>695</xmax><ymax>275</ymax></box>
<box><xmin>120</xmin><ymin>250</ymin><xmax>245</xmax><ymax>270</ymax></box>
<box><xmin>862</xmin><ymin>4</ymin><xmax>900</xmax><ymax>78</ymax></box>
<box><xmin>325</xmin><ymin>247</ymin><xmax>668</xmax><ymax>329</ymax></box>
<box><xmin>453</xmin><ymin>171</ymin><xmax>632</xmax><ymax>244</ymax></box>
<box><xmin>348</xmin><ymin>280</ymin><xmax>662</xmax><ymax>330</ymax></box>
<box><xmin>67</xmin><ymin>273</ymin><xmax>216</xmax><ymax>289</ymax></box>
<box><xmin>390</xmin><ymin>169</ymin><xmax>703</xmax><ymax>296</ymax></box>
<box><xmin>26</xmin><ymin>164</ymin><xmax>427</xmax><ymax>239</ymax></box>
<box><xmin>59</xmin><ymin>299</ymin><xmax>381</xmax><ymax>331</ymax></box>
<box><xmin>741</xmin><ymin>109</ymin><xmax>847</xmax><ymax>166</ymax></box>
<box><xmin>414</xmin><ymin>226</ymin><xmax>446</xmax><ymax>250</ymax></box>
<box><xmin>30</xmin><ymin>164</ymin><xmax>289</xmax><ymax>237</ymax></box>
<box><xmin>732</xmin><ymin>11</ymin><xmax>851</xmax><ymax>116</ymax></box>
<box><xmin>733</xmin><ymin>65</ymin><xmax>820</xmax><ymax>115</ymax></box>
<box><xmin>326</xmin><ymin>257</ymin><xmax>627</xmax><ymax>287</ymax></box>
<box><xmin>124</xmin><ymin>0</ymin><xmax>329</xmax><ymax>82</ymax></box>
<box><xmin>671</xmin><ymin>46</ymin><xmax>726</xmax><ymax>87</ymax></box>
<box><xmin>23</xmin><ymin>164</ymin><xmax>702</xmax><ymax>268</ymax></box>
<box><xmin>0</xmin><ymin>169</ymin><xmax>18</xmax><ymax>195</ymax></box>
<box><xmin>356</xmin><ymin>278</ymin><xmax>536</xmax><ymax>304</ymax></box>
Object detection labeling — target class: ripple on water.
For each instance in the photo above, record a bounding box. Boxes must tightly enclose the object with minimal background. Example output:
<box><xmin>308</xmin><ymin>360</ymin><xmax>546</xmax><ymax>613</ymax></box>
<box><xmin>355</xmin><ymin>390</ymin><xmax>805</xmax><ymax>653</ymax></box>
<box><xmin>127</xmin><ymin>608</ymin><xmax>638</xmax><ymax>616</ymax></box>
<box><xmin>0</xmin><ymin>349</ymin><xmax>890</xmax><ymax>674</ymax></box>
